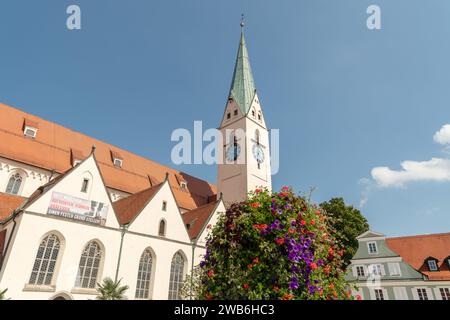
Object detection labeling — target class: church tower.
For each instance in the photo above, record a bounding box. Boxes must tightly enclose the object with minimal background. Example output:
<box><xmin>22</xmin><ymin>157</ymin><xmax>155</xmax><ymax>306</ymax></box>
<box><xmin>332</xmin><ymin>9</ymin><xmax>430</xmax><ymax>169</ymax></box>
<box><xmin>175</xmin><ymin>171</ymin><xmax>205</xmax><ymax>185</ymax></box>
<box><xmin>217</xmin><ymin>21</ymin><xmax>272</xmax><ymax>206</ymax></box>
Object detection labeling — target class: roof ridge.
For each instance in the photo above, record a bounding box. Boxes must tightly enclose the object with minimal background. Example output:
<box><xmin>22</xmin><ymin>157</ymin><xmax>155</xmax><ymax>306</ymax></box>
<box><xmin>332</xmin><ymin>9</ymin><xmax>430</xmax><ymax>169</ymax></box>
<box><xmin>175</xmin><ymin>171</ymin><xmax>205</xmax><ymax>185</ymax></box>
<box><xmin>387</xmin><ymin>232</ymin><xmax>450</xmax><ymax>240</ymax></box>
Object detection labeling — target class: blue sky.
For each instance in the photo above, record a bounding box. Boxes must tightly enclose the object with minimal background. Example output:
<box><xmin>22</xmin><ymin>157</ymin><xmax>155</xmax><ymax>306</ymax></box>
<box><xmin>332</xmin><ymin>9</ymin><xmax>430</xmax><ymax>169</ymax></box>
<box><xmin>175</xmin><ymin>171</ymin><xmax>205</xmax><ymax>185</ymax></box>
<box><xmin>1</xmin><ymin>0</ymin><xmax>449</xmax><ymax>236</ymax></box>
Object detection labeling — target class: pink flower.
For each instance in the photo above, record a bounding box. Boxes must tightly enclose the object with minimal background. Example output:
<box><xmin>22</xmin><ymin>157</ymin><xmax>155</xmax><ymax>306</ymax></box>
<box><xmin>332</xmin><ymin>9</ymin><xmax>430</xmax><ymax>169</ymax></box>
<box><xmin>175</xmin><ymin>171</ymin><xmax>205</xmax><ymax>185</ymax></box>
<box><xmin>255</xmin><ymin>188</ymin><xmax>262</xmax><ymax>193</ymax></box>
<box><xmin>207</xmin><ymin>270</ymin><xmax>214</xmax><ymax>278</ymax></box>
<box><xmin>281</xmin><ymin>186</ymin><xmax>289</xmax><ymax>191</ymax></box>
<box><xmin>243</xmin><ymin>283</ymin><xmax>249</xmax><ymax>289</ymax></box>
<box><xmin>310</xmin><ymin>262</ymin><xmax>318</xmax><ymax>270</ymax></box>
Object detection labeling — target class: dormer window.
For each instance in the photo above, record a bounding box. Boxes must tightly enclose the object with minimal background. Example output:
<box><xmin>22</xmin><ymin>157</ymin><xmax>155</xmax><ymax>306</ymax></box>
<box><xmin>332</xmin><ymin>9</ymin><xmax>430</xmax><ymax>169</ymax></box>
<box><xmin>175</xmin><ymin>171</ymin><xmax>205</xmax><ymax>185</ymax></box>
<box><xmin>111</xmin><ymin>150</ymin><xmax>123</xmax><ymax>168</ymax></box>
<box><xmin>71</xmin><ymin>148</ymin><xmax>85</xmax><ymax>167</ymax></box>
<box><xmin>367</xmin><ymin>241</ymin><xmax>378</xmax><ymax>254</ymax></box>
<box><xmin>174</xmin><ymin>173</ymin><xmax>187</xmax><ymax>190</ymax></box>
<box><xmin>23</xmin><ymin>119</ymin><xmax>39</xmax><ymax>138</ymax></box>
<box><xmin>427</xmin><ymin>258</ymin><xmax>439</xmax><ymax>271</ymax></box>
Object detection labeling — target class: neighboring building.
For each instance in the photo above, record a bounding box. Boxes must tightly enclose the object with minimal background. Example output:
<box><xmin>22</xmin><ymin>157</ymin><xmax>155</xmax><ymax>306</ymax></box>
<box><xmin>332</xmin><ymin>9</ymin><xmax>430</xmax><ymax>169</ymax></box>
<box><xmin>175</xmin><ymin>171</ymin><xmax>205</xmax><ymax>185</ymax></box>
<box><xmin>0</xmin><ymin>24</ymin><xmax>272</xmax><ymax>300</ymax></box>
<box><xmin>347</xmin><ymin>230</ymin><xmax>450</xmax><ymax>300</ymax></box>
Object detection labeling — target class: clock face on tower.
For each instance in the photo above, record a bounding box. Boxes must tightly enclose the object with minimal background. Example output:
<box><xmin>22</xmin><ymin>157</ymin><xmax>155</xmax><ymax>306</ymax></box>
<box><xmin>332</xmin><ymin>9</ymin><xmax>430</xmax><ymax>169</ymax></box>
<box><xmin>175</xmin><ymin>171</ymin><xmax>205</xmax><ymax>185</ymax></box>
<box><xmin>226</xmin><ymin>144</ymin><xmax>241</xmax><ymax>162</ymax></box>
<box><xmin>252</xmin><ymin>144</ymin><xmax>265</xmax><ymax>163</ymax></box>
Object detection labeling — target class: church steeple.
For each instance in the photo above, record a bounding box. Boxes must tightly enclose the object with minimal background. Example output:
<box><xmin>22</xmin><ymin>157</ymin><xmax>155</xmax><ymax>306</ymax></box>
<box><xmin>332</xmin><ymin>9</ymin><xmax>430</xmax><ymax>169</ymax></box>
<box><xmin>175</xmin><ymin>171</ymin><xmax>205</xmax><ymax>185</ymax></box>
<box><xmin>218</xmin><ymin>20</ymin><xmax>272</xmax><ymax>206</ymax></box>
<box><xmin>228</xmin><ymin>21</ymin><xmax>256</xmax><ymax>116</ymax></box>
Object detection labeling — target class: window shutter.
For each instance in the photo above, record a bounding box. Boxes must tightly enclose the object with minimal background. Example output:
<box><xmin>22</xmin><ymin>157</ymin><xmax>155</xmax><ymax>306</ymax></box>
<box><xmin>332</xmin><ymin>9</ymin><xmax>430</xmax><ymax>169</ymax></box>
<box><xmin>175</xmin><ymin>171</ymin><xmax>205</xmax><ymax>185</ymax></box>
<box><xmin>426</xmin><ymin>288</ymin><xmax>434</xmax><ymax>300</ymax></box>
<box><xmin>382</xmin><ymin>288</ymin><xmax>389</xmax><ymax>300</ymax></box>
<box><xmin>411</xmin><ymin>288</ymin><xmax>419</xmax><ymax>300</ymax></box>
<box><xmin>380</xmin><ymin>264</ymin><xmax>386</xmax><ymax>276</ymax></box>
<box><xmin>368</xmin><ymin>288</ymin><xmax>375</xmax><ymax>300</ymax></box>
<box><xmin>433</xmin><ymin>288</ymin><xmax>442</xmax><ymax>300</ymax></box>
<box><xmin>352</xmin><ymin>266</ymin><xmax>357</xmax><ymax>277</ymax></box>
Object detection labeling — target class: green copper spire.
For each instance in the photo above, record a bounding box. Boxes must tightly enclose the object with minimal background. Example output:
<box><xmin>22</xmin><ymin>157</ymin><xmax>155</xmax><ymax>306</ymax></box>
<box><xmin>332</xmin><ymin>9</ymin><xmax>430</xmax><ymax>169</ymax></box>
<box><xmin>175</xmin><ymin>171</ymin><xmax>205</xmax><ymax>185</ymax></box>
<box><xmin>228</xmin><ymin>21</ymin><xmax>256</xmax><ymax>115</ymax></box>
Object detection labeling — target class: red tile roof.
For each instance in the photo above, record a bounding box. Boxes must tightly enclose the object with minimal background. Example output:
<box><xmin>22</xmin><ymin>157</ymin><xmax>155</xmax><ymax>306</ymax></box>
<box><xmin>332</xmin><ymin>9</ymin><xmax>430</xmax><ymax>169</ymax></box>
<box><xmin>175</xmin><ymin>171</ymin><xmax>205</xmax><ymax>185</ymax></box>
<box><xmin>0</xmin><ymin>192</ymin><xmax>26</xmax><ymax>221</ymax></box>
<box><xmin>0</xmin><ymin>103</ymin><xmax>216</xmax><ymax>210</ymax></box>
<box><xmin>182</xmin><ymin>200</ymin><xmax>220</xmax><ymax>240</ymax></box>
<box><xmin>113</xmin><ymin>183</ymin><xmax>164</xmax><ymax>225</ymax></box>
<box><xmin>386</xmin><ymin>233</ymin><xmax>450</xmax><ymax>281</ymax></box>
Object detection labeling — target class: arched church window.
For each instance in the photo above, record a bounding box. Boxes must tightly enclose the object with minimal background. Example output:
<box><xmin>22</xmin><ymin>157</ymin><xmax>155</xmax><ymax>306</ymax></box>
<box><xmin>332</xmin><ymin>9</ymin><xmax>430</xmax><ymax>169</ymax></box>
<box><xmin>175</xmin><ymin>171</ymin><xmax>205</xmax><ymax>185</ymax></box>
<box><xmin>168</xmin><ymin>252</ymin><xmax>185</xmax><ymax>300</ymax></box>
<box><xmin>252</xmin><ymin>108</ymin><xmax>256</xmax><ymax>117</ymax></box>
<box><xmin>258</xmin><ymin>111</ymin><xmax>262</xmax><ymax>121</ymax></box>
<box><xmin>5</xmin><ymin>172</ymin><xmax>23</xmax><ymax>195</ymax></box>
<box><xmin>75</xmin><ymin>241</ymin><xmax>103</xmax><ymax>289</ymax></box>
<box><xmin>135</xmin><ymin>249</ymin><xmax>154</xmax><ymax>299</ymax></box>
<box><xmin>29</xmin><ymin>234</ymin><xmax>61</xmax><ymax>286</ymax></box>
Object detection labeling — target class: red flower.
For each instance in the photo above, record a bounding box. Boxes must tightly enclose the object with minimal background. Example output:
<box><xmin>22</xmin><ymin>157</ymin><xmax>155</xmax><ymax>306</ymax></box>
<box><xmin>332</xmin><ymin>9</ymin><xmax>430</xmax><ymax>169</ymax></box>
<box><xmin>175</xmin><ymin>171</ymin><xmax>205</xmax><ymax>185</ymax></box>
<box><xmin>310</xmin><ymin>262</ymin><xmax>318</xmax><ymax>270</ymax></box>
<box><xmin>273</xmin><ymin>286</ymin><xmax>280</xmax><ymax>292</ymax></box>
<box><xmin>228</xmin><ymin>223</ymin><xmax>236</xmax><ymax>230</ymax></box>
<box><xmin>310</xmin><ymin>219</ymin><xmax>315</xmax><ymax>226</ymax></box>
<box><xmin>315</xmin><ymin>210</ymin><xmax>321</xmax><ymax>215</ymax></box>
<box><xmin>255</xmin><ymin>188</ymin><xmax>262</xmax><ymax>193</ymax></box>
<box><xmin>318</xmin><ymin>289</ymin><xmax>323</xmax><ymax>296</ymax></box>
<box><xmin>333</xmin><ymin>290</ymin><xmax>338</xmax><ymax>298</ymax></box>
<box><xmin>275</xmin><ymin>238</ymin><xmax>285</xmax><ymax>245</ymax></box>
<box><xmin>288</xmin><ymin>228</ymin><xmax>295</xmax><ymax>234</ymax></box>
<box><xmin>324</xmin><ymin>265</ymin><xmax>331</xmax><ymax>275</ymax></box>
<box><xmin>356</xmin><ymin>294</ymin><xmax>362</xmax><ymax>301</ymax></box>
<box><xmin>279</xmin><ymin>192</ymin><xmax>289</xmax><ymax>197</ymax></box>
<box><xmin>281</xmin><ymin>186</ymin><xmax>289</xmax><ymax>191</ymax></box>
<box><xmin>328</xmin><ymin>247</ymin><xmax>334</xmax><ymax>255</ymax></box>
<box><xmin>250</xmin><ymin>202</ymin><xmax>261</xmax><ymax>208</ymax></box>
<box><xmin>282</xmin><ymin>293</ymin><xmax>294</xmax><ymax>300</ymax></box>
<box><xmin>207</xmin><ymin>270</ymin><xmax>214</xmax><ymax>278</ymax></box>
<box><xmin>252</xmin><ymin>224</ymin><xmax>268</xmax><ymax>230</ymax></box>
<box><xmin>300</xmin><ymin>220</ymin><xmax>306</xmax><ymax>226</ymax></box>
<box><xmin>243</xmin><ymin>283</ymin><xmax>249</xmax><ymax>289</ymax></box>
<box><xmin>247</xmin><ymin>264</ymin><xmax>253</xmax><ymax>269</ymax></box>
<box><xmin>205</xmin><ymin>292</ymin><xmax>213</xmax><ymax>300</ymax></box>
<box><xmin>328</xmin><ymin>283</ymin><xmax>335</xmax><ymax>290</ymax></box>
<box><xmin>252</xmin><ymin>257</ymin><xmax>260</xmax><ymax>264</ymax></box>
<box><xmin>338</xmin><ymin>249</ymin><xmax>345</xmax><ymax>257</ymax></box>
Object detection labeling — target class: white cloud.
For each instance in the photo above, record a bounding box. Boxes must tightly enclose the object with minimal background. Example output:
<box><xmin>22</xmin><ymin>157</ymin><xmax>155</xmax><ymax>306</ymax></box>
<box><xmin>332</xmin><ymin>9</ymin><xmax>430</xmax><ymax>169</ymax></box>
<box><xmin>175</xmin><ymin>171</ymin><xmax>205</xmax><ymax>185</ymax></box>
<box><xmin>359</xmin><ymin>125</ymin><xmax>450</xmax><ymax>206</ymax></box>
<box><xmin>433</xmin><ymin>124</ymin><xmax>450</xmax><ymax>145</ymax></box>
<box><xmin>371</xmin><ymin>158</ymin><xmax>450</xmax><ymax>188</ymax></box>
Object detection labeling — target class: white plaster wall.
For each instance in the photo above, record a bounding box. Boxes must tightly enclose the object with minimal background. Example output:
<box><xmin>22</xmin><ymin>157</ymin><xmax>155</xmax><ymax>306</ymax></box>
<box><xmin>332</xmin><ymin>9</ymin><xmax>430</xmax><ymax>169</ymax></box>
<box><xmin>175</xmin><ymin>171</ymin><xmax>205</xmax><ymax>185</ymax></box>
<box><xmin>0</xmin><ymin>157</ymin><xmax>52</xmax><ymax>197</ymax></box>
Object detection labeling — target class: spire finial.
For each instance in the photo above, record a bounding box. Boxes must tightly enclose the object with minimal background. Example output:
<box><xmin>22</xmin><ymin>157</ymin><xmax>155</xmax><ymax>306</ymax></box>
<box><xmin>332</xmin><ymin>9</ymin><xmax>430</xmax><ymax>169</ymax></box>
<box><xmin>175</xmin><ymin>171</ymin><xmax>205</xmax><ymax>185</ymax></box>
<box><xmin>240</xmin><ymin>14</ymin><xmax>244</xmax><ymax>29</ymax></box>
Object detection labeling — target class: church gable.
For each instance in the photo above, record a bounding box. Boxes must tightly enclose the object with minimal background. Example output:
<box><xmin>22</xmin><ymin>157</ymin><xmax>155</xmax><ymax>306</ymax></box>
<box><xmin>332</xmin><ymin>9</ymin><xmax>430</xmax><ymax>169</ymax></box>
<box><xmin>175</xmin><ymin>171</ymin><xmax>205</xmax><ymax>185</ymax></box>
<box><xmin>195</xmin><ymin>200</ymin><xmax>225</xmax><ymax>245</ymax></box>
<box><xmin>126</xmin><ymin>180</ymin><xmax>191</xmax><ymax>243</ymax></box>
<box><xmin>24</xmin><ymin>152</ymin><xmax>120</xmax><ymax>229</ymax></box>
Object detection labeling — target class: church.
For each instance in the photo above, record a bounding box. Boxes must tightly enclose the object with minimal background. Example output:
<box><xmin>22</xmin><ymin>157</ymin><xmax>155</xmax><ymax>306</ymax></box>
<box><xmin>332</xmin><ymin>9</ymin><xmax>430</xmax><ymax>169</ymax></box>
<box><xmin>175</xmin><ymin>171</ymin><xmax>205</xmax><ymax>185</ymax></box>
<box><xmin>0</xmin><ymin>25</ymin><xmax>272</xmax><ymax>300</ymax></box>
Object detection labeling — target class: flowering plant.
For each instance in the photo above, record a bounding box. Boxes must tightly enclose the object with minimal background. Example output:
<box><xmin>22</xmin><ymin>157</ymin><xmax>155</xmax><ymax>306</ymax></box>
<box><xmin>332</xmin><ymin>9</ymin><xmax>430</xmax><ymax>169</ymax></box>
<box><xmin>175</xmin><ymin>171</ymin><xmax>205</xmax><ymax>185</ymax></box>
<box><xmin>195</xmin><ymin>188</ymin><xmax>353</xmax><ymax>300</ymax></box>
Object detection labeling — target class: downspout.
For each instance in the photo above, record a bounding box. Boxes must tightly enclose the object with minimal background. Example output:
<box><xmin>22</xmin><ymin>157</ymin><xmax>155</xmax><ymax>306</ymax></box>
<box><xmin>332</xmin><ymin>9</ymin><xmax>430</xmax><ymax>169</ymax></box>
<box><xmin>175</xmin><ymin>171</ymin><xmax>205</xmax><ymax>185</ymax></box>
<box><xmin>0</xmin><ymin>213</ymin><xmax>18</xmax><ymax>273</ymax></box>
<box><xmin>190</xmin><ymin>240</ymin><xmax>196</xmax><ymax>301</ymax></box>
<box><xmin>114</xmin><ymin>224</ymin><xmax>127</xmax><ymax>282</ymax></box>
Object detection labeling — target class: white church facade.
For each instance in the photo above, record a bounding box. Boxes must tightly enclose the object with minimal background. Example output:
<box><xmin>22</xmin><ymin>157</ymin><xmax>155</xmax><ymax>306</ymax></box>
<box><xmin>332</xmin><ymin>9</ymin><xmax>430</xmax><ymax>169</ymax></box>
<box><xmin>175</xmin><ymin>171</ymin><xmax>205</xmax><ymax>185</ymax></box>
<box><xmin>0</xmin><ymin>25</ymin><xmax>272</xmax><ymax>300</ymax></box>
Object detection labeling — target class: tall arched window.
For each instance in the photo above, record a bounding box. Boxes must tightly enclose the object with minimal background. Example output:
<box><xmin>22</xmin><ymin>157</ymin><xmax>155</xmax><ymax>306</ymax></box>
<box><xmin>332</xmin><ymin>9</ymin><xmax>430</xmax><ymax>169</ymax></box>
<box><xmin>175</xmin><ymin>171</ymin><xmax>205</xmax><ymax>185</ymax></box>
<box><xmin>159</xmin><ymin>220</ymin><xmax>166</xmax><ymax>237</ymax></box>
<box><xmin>135</xmin><ymin>249</ymin><xmax>154</xmax><ymax>299</ymax></box>
<box><xmin>75</xmin><ymin>241</ymin><xmax>103</xmax><ymax>289</ymax></box>
<box><xmin>29</xmin><ymin>234</ymin><xmax>61</xmax><ymax>285</ymax></box>
<box><xmin>5</xmin><ymin>172</ymin><xmax>23</xmax><ymax>195</ymax></box>
<box><xmin>168</xmin><ymin>252</ymin><xmax>185</xmax><ymax>300</ymax></box>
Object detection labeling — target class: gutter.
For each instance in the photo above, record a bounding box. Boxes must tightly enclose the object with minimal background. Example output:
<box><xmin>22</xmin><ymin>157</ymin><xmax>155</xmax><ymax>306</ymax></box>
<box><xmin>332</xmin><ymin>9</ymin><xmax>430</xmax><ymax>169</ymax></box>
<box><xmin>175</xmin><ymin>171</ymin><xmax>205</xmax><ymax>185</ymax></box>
<box><xmin>190</xmin><ymin>240</ymin><xmax>197</xmax><ymax>300</ymax></box>
<box><xmin>114</xmin><ymin>224</ymin><xmax>128</xmax><ymax>282</ymax></box>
